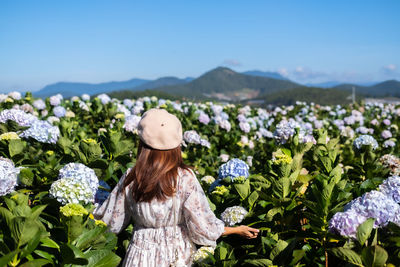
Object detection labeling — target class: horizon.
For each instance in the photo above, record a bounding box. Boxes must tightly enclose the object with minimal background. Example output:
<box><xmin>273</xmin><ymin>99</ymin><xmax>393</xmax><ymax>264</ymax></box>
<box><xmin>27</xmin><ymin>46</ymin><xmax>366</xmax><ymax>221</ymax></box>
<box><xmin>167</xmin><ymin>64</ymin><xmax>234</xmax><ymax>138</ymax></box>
<box><xmin>1</xmin><ymin>0</ymin><xmax>399</xmax><ymax>92</ymax></box>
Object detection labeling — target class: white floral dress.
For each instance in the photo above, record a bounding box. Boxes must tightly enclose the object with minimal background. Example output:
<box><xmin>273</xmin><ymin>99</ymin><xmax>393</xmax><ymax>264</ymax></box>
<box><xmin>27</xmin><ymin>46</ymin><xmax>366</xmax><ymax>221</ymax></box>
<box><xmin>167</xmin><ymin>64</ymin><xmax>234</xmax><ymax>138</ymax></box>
<box><xmin>93</xmin><ymin>168</ymin><xmax>225</xmax><ymax>267</ymax></box>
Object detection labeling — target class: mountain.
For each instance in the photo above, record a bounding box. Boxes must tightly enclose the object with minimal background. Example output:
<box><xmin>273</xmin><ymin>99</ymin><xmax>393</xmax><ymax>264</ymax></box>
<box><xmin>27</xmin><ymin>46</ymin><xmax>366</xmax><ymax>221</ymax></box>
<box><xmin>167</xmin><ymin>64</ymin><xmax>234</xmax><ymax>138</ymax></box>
<box><xmin>143</xmin><ymin>67</ymin><xmax>301</xmax><ymax>101</ymax></box>
<box><xmin>255</xmin><ymin>87</ymin><xmax>356</xmax><ymax>106</ymax></box>
<box><xmin>306</xmin><ymin>81</ymin><xmax>343</xmax><ymax>88</ymax></box>
<box><xmin>33</xmin><ymin>78</ymin><xmax>150</xmax><ymax>98</ymax></box>
<box><xmin>242</xmin><ymin>70</ymin><xmax>289</xmax><ymax>81</ymax></box>
<box><xmin>33</xmin><ymin>76</ymin><xmax>194</xmax><ymax>98</ymax></box>
<box><xmin>333</xmin><ymin>80</ymin><xmax>400</xmax><ymax>97</ymax></box>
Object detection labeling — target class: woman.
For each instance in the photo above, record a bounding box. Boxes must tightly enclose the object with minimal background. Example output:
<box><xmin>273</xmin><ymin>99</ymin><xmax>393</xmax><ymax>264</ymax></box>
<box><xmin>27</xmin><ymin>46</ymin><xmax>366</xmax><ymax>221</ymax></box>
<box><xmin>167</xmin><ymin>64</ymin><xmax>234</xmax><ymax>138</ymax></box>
<box><xmin>94</xmin><ymin>108</ymin><xmax>259</xmax><ymax>266</ymax></box>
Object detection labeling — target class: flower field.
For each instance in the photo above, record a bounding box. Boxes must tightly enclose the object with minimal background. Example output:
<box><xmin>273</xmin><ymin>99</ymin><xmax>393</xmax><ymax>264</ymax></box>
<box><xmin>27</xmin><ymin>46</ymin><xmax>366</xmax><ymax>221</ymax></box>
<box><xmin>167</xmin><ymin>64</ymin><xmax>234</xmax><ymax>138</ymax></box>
<box><xmin>1</xmin><ymin>91</ymin><xmax>400</xmax><ymax>266</ymax></box>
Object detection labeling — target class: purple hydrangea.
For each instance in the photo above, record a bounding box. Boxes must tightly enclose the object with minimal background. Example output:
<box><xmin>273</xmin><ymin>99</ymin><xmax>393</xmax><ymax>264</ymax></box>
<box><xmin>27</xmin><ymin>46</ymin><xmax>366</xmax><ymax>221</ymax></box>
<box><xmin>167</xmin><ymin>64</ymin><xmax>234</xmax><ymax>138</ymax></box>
<box><xmin>49</xmin><ymin>94</ymin><xmax>63</xmax><ymax>106</ymax></box>
<box><xmin>329</xmin><ymin>210</ymin><xmax>367</xmax><ymax>238</ymax></box>
<box><xmin>198</xmin><ymin>112</ymin><xmax>210</xmax><ymax>125</ymax></box>
<box><xmin>383</xmin><ymin>140</ymin><xmax>396</xmax><ymax>148</ymax></box>
<box><xmin>53</xmin><ymin>106</ymin><xmax>66</xmax><ymax>118</ymax></box>
<box><xmin>379</xmin><ymin>176</ymin><xmax>400</xmax><ymax>203</ymax></box>
<box><xmin>0</xmin><ymin>109</ymin><xmax>38</xmax><ymax>127</ymax></box>
<box><xmin>183</xmin><ymin>130</ymin><xmax>201</xmax><ymax>144</ymax></box>
<box><xmin>344</xmin><ymin>190</ymin><xmax>400</xmax><ymax>227</ymax></box>
<box><xmin>381</xmin><ymin>130</ymin><xmax>392</xmax><ymax>139</ymax></box>
<box><xmin>218</xmin><ymin>158</ymin><xmax>250</xmax><ymax>181</ymax></box>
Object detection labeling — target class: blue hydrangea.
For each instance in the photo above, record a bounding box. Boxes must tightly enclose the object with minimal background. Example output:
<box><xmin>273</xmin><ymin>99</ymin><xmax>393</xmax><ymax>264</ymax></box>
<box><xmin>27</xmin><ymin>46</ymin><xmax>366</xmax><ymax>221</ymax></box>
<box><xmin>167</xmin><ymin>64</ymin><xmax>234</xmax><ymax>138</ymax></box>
<box><xmin>353</xmin><ymin>135</ymin><xmax>378</xmax><ymax>150</ymax></box>
<box><xmin>19</xmin><ymin>120</ymin><xmax>60</xmax><ymax>144</ymax></box>
<box><xmin>59</xmin><ymin>163</ymin><xmax>99</xmax><ymax>195</ymax></box>
<box><xmin>218</xmin><ymin>158</ymin><xmax>249</xmax><ymax>181</ymax></box>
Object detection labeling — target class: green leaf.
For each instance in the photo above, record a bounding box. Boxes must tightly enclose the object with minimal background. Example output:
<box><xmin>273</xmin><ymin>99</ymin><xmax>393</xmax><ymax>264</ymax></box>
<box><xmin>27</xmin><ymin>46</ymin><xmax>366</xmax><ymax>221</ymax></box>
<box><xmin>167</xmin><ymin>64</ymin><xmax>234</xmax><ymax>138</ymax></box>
<box><xmin>234</xmin><ymin>179</ymin><xmax>250</xmax><ymax>200</ymax></box>
<box><xmin>242</xmin><ymin>258</ymin><xmax>273</xmax><ymax>266</ymax></box>
<box><xmin>270</xmin><ymin>240</ymin><xmax>288</xmax><ymax>260</ymax></box>
<box><xmin>0</xmin><ymin>250</ymin><xmax>19</xmax><ymax>267</ymax></box>
<box><xmin>248</xmin><ymin>191</ymin><xmax>259</xmax><ymax>209</ymax></box>
<box><xmin>18</xmin><ymin>168</ymin><xmax>35</xmax><ymax>187</ymax></box>
<box><xmin>361</xmin><ymin>245</ymin><xmax>388</xmax><ymax>267</ymax></box>
<box><xmin>9</xmin><ymin>139</ymin><xmax>25</xmax><ymax>157</ymax></box>
<box><xmin>356</xmin><ymin>218</ymin><xmax>375</xmax><ymax>246</ymax></box>
<box><xmin>11</xmin><ymin>217</ymin><xmax>40</xmax><ymax>248</ymax></box>
<box><xmin>266</xmin><ymin>207</ymin><xmax>283</xmax><ymax>222</ymax></box>
<box><xmin>330</xmin><ymin>247</ymin><xmax>363</xmax><ymax>266</ymax></box>
<box><xmin>19</xmin><ymin>259</ymin><xmax>52</xmax><ymax>267</ymax></box>
<box><xmin>84</xmin><ymin>249</ymin><xmax>121</xmax><ymax>267</ymax></box>
<box><xmin>40</xmin><ymin>237</ymin><xmax>60</xmax><ymax>250</ymax></box>
<box><xmin>73</xmin><ymin>227</ymin><xmax>106</xmax><ymax>250</ymax></box>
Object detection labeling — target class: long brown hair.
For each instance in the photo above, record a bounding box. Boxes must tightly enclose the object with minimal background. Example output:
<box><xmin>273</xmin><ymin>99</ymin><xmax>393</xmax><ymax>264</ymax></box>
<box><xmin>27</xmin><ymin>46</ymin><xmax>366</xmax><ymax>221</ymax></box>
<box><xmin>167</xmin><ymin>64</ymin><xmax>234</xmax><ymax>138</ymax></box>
<box><xmin>124</xmin><ymin>140</ymin><xmax>190</xmax><ymax>202</ymax></box>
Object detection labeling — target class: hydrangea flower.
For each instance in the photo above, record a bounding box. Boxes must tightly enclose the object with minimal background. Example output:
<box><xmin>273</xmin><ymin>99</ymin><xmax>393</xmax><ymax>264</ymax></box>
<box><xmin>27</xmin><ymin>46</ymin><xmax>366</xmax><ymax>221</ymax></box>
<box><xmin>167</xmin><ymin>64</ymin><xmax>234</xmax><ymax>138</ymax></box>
<box><xmin>384</xmin><ymin>140</ymin><xmax>396</xmax><ymax>148</ymax></box>
<box><xmin>211</xmin><ymin>185</ymin><xmax>228</xmax><ymax>195</ymax></box>
<box><xmin>49</xmin><ymin>178</ymin><xmax>94</xmax><ymax>204</ymax></box>
<box><xmin>344</xmin><ymin>190</ymin><xmax>400</xmax><ymax>227</ymax></box>
<box><xmin>8</xmin><ymin>91</ymin><xmax>21</xmax><ymax>100</ymax></box>
<box><xmin>218</xmin><ymin>158</ymin><xmax>250</xmax><ymax>181</ymax></box>
<box><xmin>59</xmin><ymin>163</ymin><xmax>99</xmax><ymax>194</ymax></box>
<box><xmin>123</xmin><ymin>115</ymin><xmax>141</xmax><ymax>133</ymax></box>
<box><xmin>0</xmin><ymin>132</ymin><xmax>20</xmax><ymax>140</ymax></box>
<box><xmin>49</xmin><ymin>94</ymin><xmax>63</xmax><ymax>106</ymax></box>
<box><xmin>379</xmin><ymin>176</ymin><xmax>400</xmax><ymax>203</ymax></box>
<box><xmin>328</xmin><ymin>210</ymin><xmax>367</xmax><ymax>238</ymax></box>
<box><xmin>192</xmin><ymin>246</ymin><xmax>214</xmax><ymax>263</ymax></box>
<box><xmin>0</xmin><ymin>109</ymin><xmax>38</xmax><ymax>127</ymax></box>
<box><xmin>81</xmin><ymin>94</ymin><xmax>90</xmax><ymax>101</ymax></box>
<box><xmin>183</xmin><ymin>130</ymin><xmax>201</xmax><ymax>144</ymax></box>
<box><xmin>381</xmin><ymin>130</ymin><xmax>392</xmax><ymax>139</ymax></box>
<box><xmin>221</xmin><ymin>206</ymin><xmax>248</xmax><ymax>226</ymax></box>
<box><xmin>198</xmin><ymin>112</ymin><xmax>210</xmax><ymax>125</ymax></box>
<box><xmin>60</xmin><ymin>203</ymin><xmax>88</xmax><ymax>217</ymax></box>
<box><xmin>273</xmin><ymin>120</ymin><xmax>311</xmax><ymax>144</ymax></box>
<box><xmin>53</xmin><ymin>106</ymin><xmax>66</xmax><ymax>118</ymax></box>
<box><xmin>239</xmin><ymin>122</ymin><xmax>251</xmax><ymax>133</ymax></box>
<box><xmin>97</xmin><ymin>94</ymin><xmax>111</xmax><ymax>105</ymax></box>
<box><xmin>219</xmin><ymin>154</ymin><xmax>229</xmax><ymax>162</ymax></box>
<box><xmin>380</xmin><ymin>154</ymin><xmax>400</xmax><ymax>176</ymax></box>
<box><xmin>19</xmin><ymin>120</ymin><xmax>60</xmax><ymax>144</ymax></box>
<box><xmin>33</xmin><ymin>99</ymin><xmax>46</xmax><ymax>110</ymax></box>
<box><xmin>200</xmin><ymin>175</ymin><xmax>215</xmax><ymax>185</ymax></box>
<box><xmin>0</xmin><ymin>157</ymin><xmax>20</xmax><ymax>196</ymax></box>
<box><xmin>353</xmin><ymin>135</ymin><xmax>378</xmax><ymax>150</ymax></box>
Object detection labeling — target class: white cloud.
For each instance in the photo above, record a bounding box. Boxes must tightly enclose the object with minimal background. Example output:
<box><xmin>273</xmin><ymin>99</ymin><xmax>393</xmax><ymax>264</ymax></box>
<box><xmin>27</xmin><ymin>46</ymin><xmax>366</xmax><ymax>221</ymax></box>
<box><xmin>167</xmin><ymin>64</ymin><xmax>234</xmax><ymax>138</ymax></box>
<box><xmin>383</xmin><ymin>64</ymin><xmax>397</xmax><ymax>71</ymax></box>
<box><xmin>277</xmin><ymin>68</ymin><xmax>289</xmax><ymax>77</ymax></box>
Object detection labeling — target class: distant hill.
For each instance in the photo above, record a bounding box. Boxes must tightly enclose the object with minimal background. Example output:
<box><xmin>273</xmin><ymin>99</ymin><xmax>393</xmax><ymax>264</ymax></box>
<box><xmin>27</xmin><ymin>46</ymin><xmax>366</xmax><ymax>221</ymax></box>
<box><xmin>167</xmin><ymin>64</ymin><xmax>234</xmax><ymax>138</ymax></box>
<box><xmin>255</xmin><ymin>87</ymin><xmax>358</xmax><ymax>106</ymax></box>
<box><xmin>333</xmin><ymin>80</ymin><xmax>400</xmax><ymax>97</ymax></box>
<box><xmin>242</xmin><ymin>70</ymin><xmax>289</xmax><ymax>81</ymax></box>
<box><xmin>33</xmin><ymin>76</ymin><xmax>193</xmax><ymax>98</ymax></box>
<box><xmin>141</xmin><ymin>67</ymin><xmax>301</xmax><ymax>101</ymax></box>
<box><xmin>33</xmin><ymin>78</ymin><xmax>150</xmax><ymax>98</ymax></box>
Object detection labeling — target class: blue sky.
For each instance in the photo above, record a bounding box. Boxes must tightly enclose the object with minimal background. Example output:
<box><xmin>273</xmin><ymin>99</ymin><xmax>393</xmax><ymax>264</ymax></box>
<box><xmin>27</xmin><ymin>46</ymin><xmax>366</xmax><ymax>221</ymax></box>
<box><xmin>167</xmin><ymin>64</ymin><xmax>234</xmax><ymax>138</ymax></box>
<box><xmin>1</xmin><ymin>0</ymin><xmax>399</xmax><ymax>92</ymax></box>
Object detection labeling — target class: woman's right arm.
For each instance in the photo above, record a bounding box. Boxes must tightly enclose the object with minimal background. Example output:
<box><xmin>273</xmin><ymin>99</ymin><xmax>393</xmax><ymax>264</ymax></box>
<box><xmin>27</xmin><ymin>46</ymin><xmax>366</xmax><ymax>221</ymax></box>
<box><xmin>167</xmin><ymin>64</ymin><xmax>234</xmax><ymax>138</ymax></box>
<box><xmin>222</xmin><ymin>225</ymin><xmax>259</xmax><ymax>239</ymax></box>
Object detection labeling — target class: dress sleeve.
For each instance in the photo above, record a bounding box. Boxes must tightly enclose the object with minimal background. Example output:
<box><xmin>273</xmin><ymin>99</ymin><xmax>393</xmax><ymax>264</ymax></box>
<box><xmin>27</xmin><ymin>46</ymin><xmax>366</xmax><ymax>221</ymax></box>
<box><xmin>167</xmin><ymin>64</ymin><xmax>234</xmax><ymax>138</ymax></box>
<box><xmin>93</xmin><ymin>168</ymin><xmax>133</xmax><ymax>234</ymax></box>
<box><xmin>182</xmin><ymin>170</ymin><xmax>225</xmax><ymax>247</ymax></box>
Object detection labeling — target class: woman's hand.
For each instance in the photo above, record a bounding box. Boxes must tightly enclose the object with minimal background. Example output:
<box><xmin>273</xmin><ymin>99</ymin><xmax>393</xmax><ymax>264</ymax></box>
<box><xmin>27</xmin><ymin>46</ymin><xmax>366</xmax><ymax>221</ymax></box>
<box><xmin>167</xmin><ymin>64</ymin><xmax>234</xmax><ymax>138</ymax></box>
<box><xmin>222</xmin><ymin>225</ymin><xmax>259</xmax><ymax>239</ymax></box>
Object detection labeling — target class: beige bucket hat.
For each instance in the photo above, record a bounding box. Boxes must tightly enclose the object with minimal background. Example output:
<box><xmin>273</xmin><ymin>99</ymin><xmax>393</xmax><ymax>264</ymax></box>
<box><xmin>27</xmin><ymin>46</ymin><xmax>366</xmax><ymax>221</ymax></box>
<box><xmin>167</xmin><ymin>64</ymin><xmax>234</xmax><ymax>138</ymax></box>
<box><xmin>138</xmin><ymin>108</ymin><xmax>183</xmax><ymax>150</ymax></box>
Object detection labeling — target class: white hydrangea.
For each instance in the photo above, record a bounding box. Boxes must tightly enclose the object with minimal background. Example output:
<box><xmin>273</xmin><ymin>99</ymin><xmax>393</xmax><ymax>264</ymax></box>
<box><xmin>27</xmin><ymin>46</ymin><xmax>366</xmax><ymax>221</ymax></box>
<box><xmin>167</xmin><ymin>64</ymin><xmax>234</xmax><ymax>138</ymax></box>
<box><xmin>81</xmin><ymin>94</ymin><xmax>90</xmax><ymax>101</ymax></box>
<box><xmin>49</xmin><ymin>178</ymin><xmax>94</xmax><ymax>204</ymax></box>
<box><xmin>33</xmin><ymin>99</ymin><xmax>46</xmax><ymax>110</ymax></box>
<box><xmin>49</xmin><ymin>94</ymin><xmax>63</xmax><ymax>106</ymax></box>
<box><xmin>201</xmin><ymin>176</ymin><xmax>215</xmax><ymax>185</ymax></box>
<box><xmin>0</xmin><ymin>157</ymin><xmax>20</xmax><ymax>196</ymax></box>
<box><xmin>221</xmin><ymin>206</ymin><xmax>248</xmax><ymax>226</ymax></box>
<box><xmin>123</xmin><ymin>115</ymin><xmax>142</xmax><ymax>133</ymax></box>
<box><xmin>192</xmin><ymin>246</ymin><xmax>215</xmax><ymax>263</ymax></box>
<box><xmin>8</xmin><ymin>91</ymin><xmax>22</xmax><ymax>100</ymax></box>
